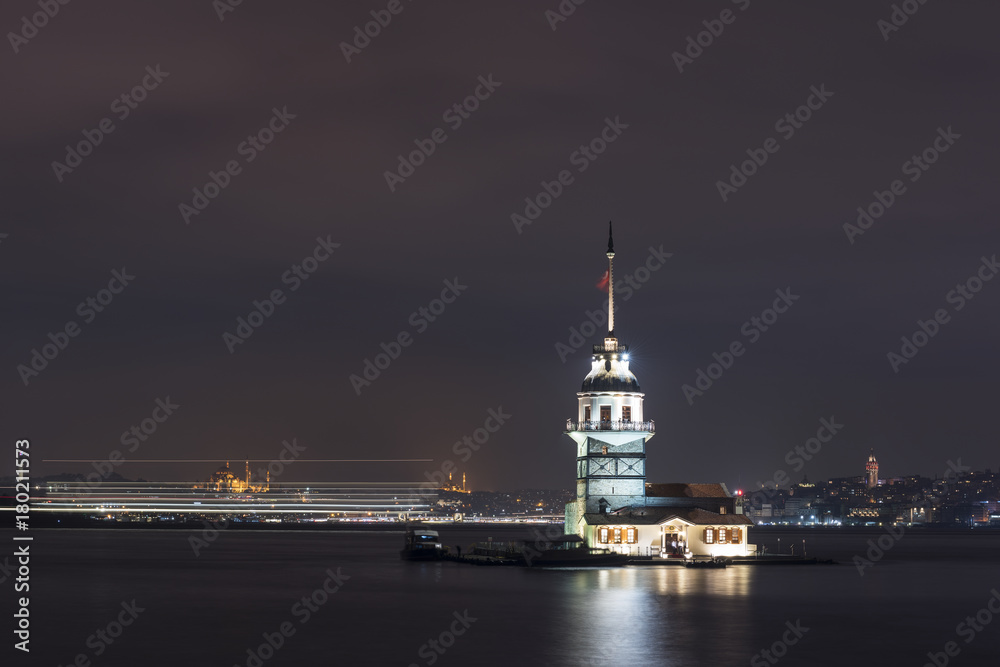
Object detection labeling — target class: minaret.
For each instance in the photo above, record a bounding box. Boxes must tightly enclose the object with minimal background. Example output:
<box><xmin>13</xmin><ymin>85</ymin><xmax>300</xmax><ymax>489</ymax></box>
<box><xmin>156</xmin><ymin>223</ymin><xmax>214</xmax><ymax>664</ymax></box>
<box><xmin>866</xmin><ymin>450</ymin><xmax>879</xmax><ymax>489</ymax></box>
<box><xmin>563</xmin><ymin>222</ymin><xmax>654</xmax><ymax>536</ymax></box>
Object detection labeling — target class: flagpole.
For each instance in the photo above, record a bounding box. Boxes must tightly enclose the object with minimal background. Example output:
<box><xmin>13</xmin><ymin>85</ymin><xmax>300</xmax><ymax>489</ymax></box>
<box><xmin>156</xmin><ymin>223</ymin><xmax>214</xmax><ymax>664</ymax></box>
<box><xmin>606</xmin><ymin>220</ymin><xmax>615</xmax><ymax>335</ymax></box>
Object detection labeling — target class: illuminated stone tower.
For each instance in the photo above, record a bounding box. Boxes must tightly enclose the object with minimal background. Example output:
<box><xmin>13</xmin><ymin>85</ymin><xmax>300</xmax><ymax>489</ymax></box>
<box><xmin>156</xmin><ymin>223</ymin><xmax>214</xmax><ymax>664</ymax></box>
<box><xmin>866</xmin><ymin>449</ymin><xmax>879</xmax><ymax>489</ymax></box>
<box><xmin>564</xmin><ymin>222</ymin><xmax>655</xmax><ymax>535</ymax></box>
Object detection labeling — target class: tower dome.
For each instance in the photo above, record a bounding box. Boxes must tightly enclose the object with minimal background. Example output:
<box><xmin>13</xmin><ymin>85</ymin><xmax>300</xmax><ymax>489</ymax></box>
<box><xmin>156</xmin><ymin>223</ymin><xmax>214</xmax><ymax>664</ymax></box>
<box><xmin>580</xmin><ymin>346</ymin><xmax>641</xmax><ymax>392</ymax></box>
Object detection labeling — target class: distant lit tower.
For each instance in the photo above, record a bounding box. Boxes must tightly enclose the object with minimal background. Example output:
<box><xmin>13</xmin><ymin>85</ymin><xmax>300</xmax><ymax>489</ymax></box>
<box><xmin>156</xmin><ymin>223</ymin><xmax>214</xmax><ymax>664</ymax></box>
<box><xmin>564</xmin><ymin>222</ymin><xmax>655</xmax><ymax>535</ymax></box>
<box><xmin>866</xmin><ymin>449</ymin><xmax>879</xmax><ymax>489</ymax></box>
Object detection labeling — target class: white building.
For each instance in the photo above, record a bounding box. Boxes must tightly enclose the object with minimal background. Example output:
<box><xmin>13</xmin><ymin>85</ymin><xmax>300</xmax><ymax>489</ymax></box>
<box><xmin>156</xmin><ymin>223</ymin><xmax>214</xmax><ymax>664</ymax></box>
<box><xmin>563</xmin><ymin>224</ymin><xmax>753</xmax><ymax>559</ymax></box>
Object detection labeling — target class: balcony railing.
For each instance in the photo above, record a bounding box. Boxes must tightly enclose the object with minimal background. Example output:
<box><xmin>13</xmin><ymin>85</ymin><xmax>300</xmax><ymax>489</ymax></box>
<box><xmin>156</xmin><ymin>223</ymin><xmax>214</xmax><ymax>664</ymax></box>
<box><xmin>592</xmin><ymin>342</ymin><xmax>630</xmax><ymax>354</ymax></box>
<box><xmin>566</xmin><ymin>420</ymin><xmax>654</xmax><ymax>433</ymax></box>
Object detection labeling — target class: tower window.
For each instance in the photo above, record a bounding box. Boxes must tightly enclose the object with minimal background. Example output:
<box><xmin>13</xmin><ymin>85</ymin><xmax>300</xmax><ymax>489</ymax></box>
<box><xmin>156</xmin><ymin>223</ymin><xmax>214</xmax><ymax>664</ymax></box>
<box><xmin>622</xmin><ymin>406</ymin><xmax>631</xmax><ymax>422</ymax></box>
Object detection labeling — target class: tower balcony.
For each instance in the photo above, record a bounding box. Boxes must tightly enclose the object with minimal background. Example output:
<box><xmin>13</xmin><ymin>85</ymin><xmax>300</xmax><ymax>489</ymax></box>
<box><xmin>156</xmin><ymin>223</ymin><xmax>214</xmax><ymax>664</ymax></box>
<box><xmin>566</xmin><ymin>419</ymin><xmax>654</xmax><ymax>433</ymax></box>
<box><xmin>592</xmin><ymin>342</ymin><xmax>629</xmax><ymax>355</ymax></box>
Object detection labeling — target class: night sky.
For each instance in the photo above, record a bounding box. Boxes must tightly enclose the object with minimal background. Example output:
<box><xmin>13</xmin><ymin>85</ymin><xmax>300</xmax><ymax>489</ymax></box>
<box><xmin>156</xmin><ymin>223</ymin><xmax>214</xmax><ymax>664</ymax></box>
<box><xmin>5</xmin><ymin>1</ymin><xmax>999</xmax><ymax>492</ymax></box>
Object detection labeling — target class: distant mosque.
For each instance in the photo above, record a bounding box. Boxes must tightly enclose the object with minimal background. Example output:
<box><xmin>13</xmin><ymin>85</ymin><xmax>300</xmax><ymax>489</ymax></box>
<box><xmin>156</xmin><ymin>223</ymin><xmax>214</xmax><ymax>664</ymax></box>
<box><xmin>564</xmin><ymin>223</ymin><xmax>754</xmax><ymax>559</ymax></box>
<box><xmin>196</xmin><ymin>460</ymin><xmax>270</xmax><ymax>494</ymax></box>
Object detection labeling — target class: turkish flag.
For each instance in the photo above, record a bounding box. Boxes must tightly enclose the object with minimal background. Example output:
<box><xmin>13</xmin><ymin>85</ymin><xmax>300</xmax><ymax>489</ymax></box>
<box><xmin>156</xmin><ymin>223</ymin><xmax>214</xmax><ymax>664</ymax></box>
<box><xmin>596</xmin><ymin>270</ymin><xmax>609</xmax><ymax>292</ymax></box>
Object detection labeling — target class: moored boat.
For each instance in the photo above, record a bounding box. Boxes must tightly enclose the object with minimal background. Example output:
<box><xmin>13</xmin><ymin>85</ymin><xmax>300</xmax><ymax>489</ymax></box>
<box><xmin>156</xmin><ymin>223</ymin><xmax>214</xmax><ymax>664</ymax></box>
<box><xmin>400</xmin><ymin>527</ymin><xmax>444</xmax><ymax>561</ymax></box>
<box><xmin>684</xmin><ymin>557</ymin><xmax>729</xmax><ymax>569</ymax></box>
<box><xmin>521</xmin><ymin>534</ymin><xmax>629</xmax><ymax>567</ymax></box>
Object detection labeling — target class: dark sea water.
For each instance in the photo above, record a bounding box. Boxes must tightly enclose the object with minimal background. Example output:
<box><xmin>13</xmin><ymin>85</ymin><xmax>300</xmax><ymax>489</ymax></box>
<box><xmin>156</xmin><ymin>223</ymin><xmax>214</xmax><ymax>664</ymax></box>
<box><xmin>4</xmin><ymin>526</ymin><xmax>1000</xmax><ymax>666</ymax></box>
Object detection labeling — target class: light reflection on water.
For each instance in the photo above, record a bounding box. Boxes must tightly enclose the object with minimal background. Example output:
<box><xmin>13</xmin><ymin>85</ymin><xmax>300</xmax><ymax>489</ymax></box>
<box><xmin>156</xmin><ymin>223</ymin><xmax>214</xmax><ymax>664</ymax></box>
<box><xmin>19</xmin><ymin>527</ymin><xmax>1000</xmax><ymax>667</ymax></box>
<box><xmin>555</xmin><ymin>566</ymin><xmax>754</xmax><ymax>666</ymax></box>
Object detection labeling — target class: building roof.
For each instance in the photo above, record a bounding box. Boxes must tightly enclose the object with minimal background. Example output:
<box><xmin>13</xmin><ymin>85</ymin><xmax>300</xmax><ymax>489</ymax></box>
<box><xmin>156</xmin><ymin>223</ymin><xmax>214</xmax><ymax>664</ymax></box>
<box><xmin>581</xmin><ymin>365</ymin><xmax>641</xmax><ymax>393</ymax></box>
<box><xmin>583</xmin><ymin>506</ymin><xmax>753</xmax><ymax>526</ymax></box>
<box><xmin>645</xmin><ymin>483</ymin><xmax>730</xmax><ymax>498</ymax></box>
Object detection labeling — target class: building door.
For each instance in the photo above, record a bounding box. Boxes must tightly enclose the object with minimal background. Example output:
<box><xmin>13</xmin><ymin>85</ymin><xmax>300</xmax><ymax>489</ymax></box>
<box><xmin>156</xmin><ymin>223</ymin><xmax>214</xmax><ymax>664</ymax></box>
<box><xmin>600</xmin><ymin>405</ymin><xmax>611</xmax><ymax>422</ymax></box>
<box><xmin>622</xmin><ymin>406</ymin><xmax>631</xmax><ymax>422</ymax></box>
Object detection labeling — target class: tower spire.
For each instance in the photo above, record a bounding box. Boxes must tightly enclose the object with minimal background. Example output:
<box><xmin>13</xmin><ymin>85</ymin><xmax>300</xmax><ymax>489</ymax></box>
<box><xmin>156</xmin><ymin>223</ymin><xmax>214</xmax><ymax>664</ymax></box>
<box><xmin>606</xmin><ymin>220</ymin><xmax>615</xmax><ymax>335</ymax></box>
